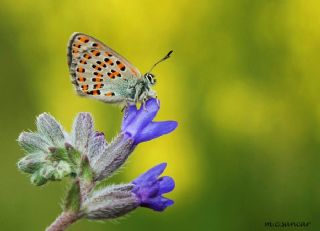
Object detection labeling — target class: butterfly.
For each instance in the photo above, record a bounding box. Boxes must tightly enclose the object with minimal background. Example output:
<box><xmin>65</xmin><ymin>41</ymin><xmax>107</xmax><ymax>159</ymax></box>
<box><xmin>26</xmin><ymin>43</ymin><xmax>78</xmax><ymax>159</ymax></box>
<box><xmin>67</xmin><ymin>32</ymin><xmax>172</xmax><ymax>106</ymax></box>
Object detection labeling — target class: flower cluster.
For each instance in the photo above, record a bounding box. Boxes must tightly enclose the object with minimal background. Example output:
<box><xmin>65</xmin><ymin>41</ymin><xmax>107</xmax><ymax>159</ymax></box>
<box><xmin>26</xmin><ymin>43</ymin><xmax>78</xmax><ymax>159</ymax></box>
<box><xmin>17</xmin><ymin>99</ymin><xmax>177</xmax><ymax>226</ymax></box>
<box><xmin>17</xmin><ymin>114</ymin><xmax>73</xmax><ymax>185</ymax></box>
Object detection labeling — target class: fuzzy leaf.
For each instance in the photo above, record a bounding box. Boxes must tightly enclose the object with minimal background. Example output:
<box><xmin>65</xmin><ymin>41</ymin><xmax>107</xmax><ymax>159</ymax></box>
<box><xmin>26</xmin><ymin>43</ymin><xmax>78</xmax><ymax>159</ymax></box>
<box><xmin>80</xmin><ymin>156</ymin><xmax>94</xmax><ymax>183</ymax></box>
<box><xmin>48</xmin><ymin>147</ymin><xmax>69</xmax><ymax>161</ymax></box>
<box><xmin>64</xmin><ymin>180</ymin><xmax>81</xmax><ymax>212</ymax></box>
<box><xmin>17</xmin><ymin>153</ymin><xmax>46</xmax><ymax>174</ymax></box>
<box><xmin>65</xmin><ymin>143</ymin><xmax>81</xmax><ymax>168</ymax></box>
<box><xmin>83</xmin><ymin>184</ymin><xmax>139</xmax><ymax>220</ymax></box>
<box><xmin>87</xmin><ymin>132</ymin><xmax>107</xmax><ymax>168</ymax></box>
<box><xmin>31</xmin><ymin>170</ymin><xmax>48</xmax><ymax>186</ymax></box>
<box><xmin>36</xmin><ymin>113</ymin><xmax>65</xmax><ymax>147</ymax></box>
<box><xmin>17</xmin><ymin>132</ymin><xmax>50</xmax><ymax>153</ymax></box>
<box><xmin>71</xmin><ymin>113</ymin><xmax>94</xmax><ymax>155</ymax></box>
<box><xmin>93</xmin><ymin>135</ymin><xmax>134</xmax><ymax>181</ymax></box>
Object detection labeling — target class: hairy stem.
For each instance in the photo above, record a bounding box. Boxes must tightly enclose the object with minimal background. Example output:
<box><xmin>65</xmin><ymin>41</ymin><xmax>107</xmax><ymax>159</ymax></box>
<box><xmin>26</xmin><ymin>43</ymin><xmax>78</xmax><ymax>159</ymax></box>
<box><xmin>45</xmin><ymin>212</ymin><xmax>79</xmax><ymax>231</ymax></box>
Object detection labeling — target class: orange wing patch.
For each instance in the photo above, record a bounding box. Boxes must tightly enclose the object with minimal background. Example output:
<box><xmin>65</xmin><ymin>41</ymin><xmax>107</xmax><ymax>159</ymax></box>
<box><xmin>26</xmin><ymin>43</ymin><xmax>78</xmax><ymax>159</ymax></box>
<box><xmin>77</xmin><ymin>36</ymin><xmax>90</xmax><ymax>43</ymax></box>
<box><xmin>79</xmin><ymin>59</ymin><xmax>87</xmax><ymax>64</ymax></box>
<box><xmin>92</xmin><ymin>78</ymin><xmax>103</xmax><ymax>82</ymax></box>
<box><xmin>76</xmin><ymin>67</ymin><xmax>85</xmax><ymax>73</ymax></box>
<box><xmin>73</xmin><ymin>43</ymin><xmax>82</xmax><ymax>48</ymax></box>
<box><xmin>116</xmin><ymin>60</ymin><xmax>126</xmax><ymax>71</ymax></box>
<box><xmin>92</xmin><ymin>64</ymin><xmax>102</xmax><ymax>71</ymax></box>
<box><xmin>105</xmin><ymin>92</ymin><xmax>115</xmax><ymax>97</ymax></box>
<box><xmin>81</xmin><ymin>84</ymin><xmax>88</xmax><ymax>91</ymax></box>
<box><xmin>93</xmin><ymin>83</ymin><xmax>104</xmax><ymax>89</ymax></box>
<box><xmin>96</xmin><ymin>60</ymin><xmax>107</xmax><ymax>68</ymax></box>
<box><xmin>72</xmin><ymin>48</ymin><xmax>79</xmax><ymax>54</ymax></box>
<box><xmin>77</xmin><ymin>77</ymin><xmax>86</xmax><ymax>82</ymax></box>
<box><xmin>107</xmin><ymin>70</ymin><xmax>121</xmax><ymax>79</ymax></box>
<box><xmin>93</xmin><ymin>72</ymin><xmax>103</xmax><ymax>78</ymax></box>
<box><xmin>86</xmin><ymin>90</ymin><xmax>100</xmax><ymax>95</ymax></box>
<box><xmin>83</xmin><ymin>54</ymin><xmax>92</xmax><ymax>60</ymax></box>
<box><xmin>105</xmin><ymin>52</ymin><xmax>113</xmax><ymax>57</ymax></box>
<box><xmin>90</xmin><ymin>50</ymin><xmax>101</xmax><ymax>57</ymax></box>
<box><xmin>104</xmin><ymin>57</ymin><xmax>114</xmax><ymax>66</ymax></box>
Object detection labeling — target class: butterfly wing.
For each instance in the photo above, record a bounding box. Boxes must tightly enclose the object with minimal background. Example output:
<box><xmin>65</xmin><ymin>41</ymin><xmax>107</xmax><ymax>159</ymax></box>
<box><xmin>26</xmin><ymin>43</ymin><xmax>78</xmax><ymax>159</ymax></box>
<box><xmin>67</xmin><ymin>32</ymin><xmax>142</xmax><ymax>103</ymax></box>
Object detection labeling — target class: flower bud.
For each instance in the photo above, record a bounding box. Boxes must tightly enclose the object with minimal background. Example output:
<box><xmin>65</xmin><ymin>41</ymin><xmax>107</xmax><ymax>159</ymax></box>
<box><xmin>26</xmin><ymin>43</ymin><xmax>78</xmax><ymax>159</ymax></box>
<box><xmin>36</xmin><ymin>113</ymin><xmax>66</xmax><ymax>147</ymax></box>
<box><xmin>54</xmin><ymin>161</ymin><xmax>72</xmax><ymax>179</ymax></box>
<box><xmin>71</xmin><ymin>113</ymin><xmax>94</xmax><ymax>155</ymax></box>
<box><xmin>17</xmin><ymin>132</ymin><xmax>50</xmax><ymax>153</ymax></box>
<box><xmin>82</xmin><ymin>184</ymin><xmax>139</xmax><ymax>220</ymax></box>
<box><xmin>39</xmin><ymin>165</ymin><xmax>56</xmax><ymax>180</ymax></box>
<box><xmin>17</xmin><ymin>153</ymin><xmax>45</xmax><ymax>174</ymax></box>
<box><xmin>31</xmin><ymin>171</ymin><xmax>47</xmax><ymax>186</ymax></box>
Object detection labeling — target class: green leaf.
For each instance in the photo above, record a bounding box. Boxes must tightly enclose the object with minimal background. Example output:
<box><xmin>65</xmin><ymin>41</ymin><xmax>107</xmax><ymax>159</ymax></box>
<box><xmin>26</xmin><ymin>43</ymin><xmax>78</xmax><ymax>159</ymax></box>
<box><xmin>64</xmin><ymin>180</ymin><xmax>81</xmax><ymax>212</ymax></box>
<box><xmin>80</xmin><ymin>155</ymin><xmax>94</xmax><ymax>183</ymax></box>
<box><xmin>65</xmin><ymin>143</ymin><xmax>81</xmax><ymax>168</ymax></box>
<box><xmin>48</xmin><ymin>147</ymin><xmax>69</xmax><ymax>161</ymax></box>
<box><xmin>31</xmin><ymin>171</ymin><xmax>48</xmax><ymax>186</ymax></box>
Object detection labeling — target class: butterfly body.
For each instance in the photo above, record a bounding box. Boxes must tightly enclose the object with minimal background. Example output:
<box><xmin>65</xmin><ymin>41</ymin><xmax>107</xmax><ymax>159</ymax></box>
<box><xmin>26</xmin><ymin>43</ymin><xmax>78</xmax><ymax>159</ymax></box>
<box><xmin>67</xmin><ymin>32</ymin><xmax>157</xmax><ymax>105</ymax></box>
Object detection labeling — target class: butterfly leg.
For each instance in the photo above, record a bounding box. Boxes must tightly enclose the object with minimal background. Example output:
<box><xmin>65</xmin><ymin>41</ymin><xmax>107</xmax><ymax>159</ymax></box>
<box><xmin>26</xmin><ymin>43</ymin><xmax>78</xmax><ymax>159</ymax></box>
<box><xmin>138</xmin><ymin>91</ymin><xmax>149</xmax><ymax>111</ymax></box>
<box><xmin>122</xmin><ymin>105</ymin><xmax>129</xmax><ymax>119</ymax></box>
<box><xmin>142</xmin><ymin>98</ymin><xmax>148</xmax><ymax>111</ymax></box>
<box><xmin>121</xmin><ymin>105</ymin><xmax>127</xmax><ymax>113</ymax></box>
<box><xmin>133</xmin><ymin>85</ymin><xmax>142</xmax><ymax>104</ymax></box>
<box><xmin>155</xmin><ymin>95</ymin><xmax>160</xmax><ymax>106</ymax></box>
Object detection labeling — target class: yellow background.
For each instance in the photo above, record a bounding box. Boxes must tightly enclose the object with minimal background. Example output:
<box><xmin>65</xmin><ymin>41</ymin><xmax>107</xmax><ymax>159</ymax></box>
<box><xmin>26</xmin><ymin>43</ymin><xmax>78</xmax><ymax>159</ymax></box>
<box><xmin>0</xmin><ymin>0</ymin><xmax>319</xmax><ymax>230</ymax></box>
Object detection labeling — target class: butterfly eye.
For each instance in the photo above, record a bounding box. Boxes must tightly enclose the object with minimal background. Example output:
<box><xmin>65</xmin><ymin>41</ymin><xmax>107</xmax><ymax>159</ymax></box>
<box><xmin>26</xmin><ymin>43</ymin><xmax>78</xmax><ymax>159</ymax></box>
<box><xmin>144</xmin><ymin>73</ymin><xmax>156</xmax><ymax>85</ymax></box>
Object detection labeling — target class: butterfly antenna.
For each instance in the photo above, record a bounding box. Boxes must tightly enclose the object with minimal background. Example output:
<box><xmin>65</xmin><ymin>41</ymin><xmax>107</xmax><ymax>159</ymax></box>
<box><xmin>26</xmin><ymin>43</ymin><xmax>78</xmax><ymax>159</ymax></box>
<box><xmin>148</xmin><ymin>50</ymin><xmax>173</xmax><ymax>73</ymax></box>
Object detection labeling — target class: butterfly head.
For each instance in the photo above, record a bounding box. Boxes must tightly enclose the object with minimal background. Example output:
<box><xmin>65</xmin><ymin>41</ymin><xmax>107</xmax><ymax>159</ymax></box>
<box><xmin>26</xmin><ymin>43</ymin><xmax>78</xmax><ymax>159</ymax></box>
<box><xmin>144</xmin><ymin>50</ymin><xmax>173</xmax><ymax>87</ymax></box>
<box><xmin>144</xmin><ymin>73</ymin><xmax>156</xmax><ymax>86</ymax></box>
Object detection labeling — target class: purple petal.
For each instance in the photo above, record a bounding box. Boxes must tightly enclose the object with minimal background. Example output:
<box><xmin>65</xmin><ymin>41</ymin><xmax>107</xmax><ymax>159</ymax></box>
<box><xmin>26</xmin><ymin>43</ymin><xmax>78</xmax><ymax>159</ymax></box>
<box><xmin>133</xmin><ymin>181</ymin><xmax>160</xmax><ymax>200</ymax></box>
<box><xmin>132</xmin><ymin>163</ymin><xmax>167</xmax><ymax>185</ymax></box>
<box><xmin>144</xmin><ymin>98</ymin><xmax>160</xmax><ymax>111</ymax></box>
<box><xmin>131</xmin><ymin>163</ymin><xmax>175</xmax><ymax>212</ymax></box>
<box><xmin>123</xmin><ymin>99</ymin><xmax>160</xmax><ymax>138</ymax></box>
<box><xmin>121</xmin><ymin>105</ymin><xmax>138</xmax><ymax>131</ymax></box>
<box><xmin>158</xmin><ymin>176</ymin><xmax>175</xmax><ymax>194</ymax></box>
<box><xmin>134</xmin><ymin>121</ymin><xmax>178</xmax><ymax>144</ymax></box>
<box><xmin>141</xmin><ymin>196</ymin><xmax>174</xmax><ymax>211</ymax></box>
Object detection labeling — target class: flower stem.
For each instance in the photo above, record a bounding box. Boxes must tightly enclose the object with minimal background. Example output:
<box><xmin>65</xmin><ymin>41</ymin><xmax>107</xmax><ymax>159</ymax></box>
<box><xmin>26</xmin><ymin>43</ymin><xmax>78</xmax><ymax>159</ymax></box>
<box><xmin>45</xmin><ymin>212</ymin><xmax>79</xmax><ymax>231</ymax></box>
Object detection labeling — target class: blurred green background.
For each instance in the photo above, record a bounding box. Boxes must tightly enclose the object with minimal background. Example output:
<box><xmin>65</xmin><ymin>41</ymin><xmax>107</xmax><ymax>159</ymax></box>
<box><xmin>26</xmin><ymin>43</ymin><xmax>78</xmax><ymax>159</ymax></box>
<box><xmin>1</xmin><ymin>0</ymin><xmax>320</xmax><ymax>230</ymax></box>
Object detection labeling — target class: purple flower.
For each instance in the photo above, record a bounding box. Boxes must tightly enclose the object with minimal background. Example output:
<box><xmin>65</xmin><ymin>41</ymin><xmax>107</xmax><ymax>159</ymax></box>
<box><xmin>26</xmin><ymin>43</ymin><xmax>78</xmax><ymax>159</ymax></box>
<box><xmin>132</xmin><ymin>163</ymin><xmax>175</xmax><ymax>211</ymax></box>
<box><xmin>122</xmin><ymin>98</ymin><xmax>178</xmax><ymax>145</ymax></box>
<box><xmin>88</xmin><ymin>99</ymin><xmax>178</xmax><ymax>181</ymax></box>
